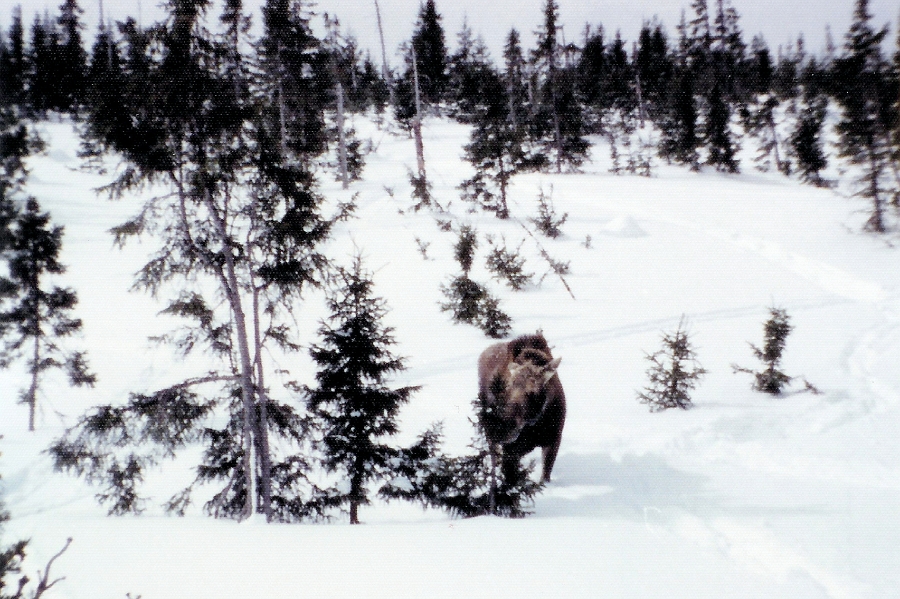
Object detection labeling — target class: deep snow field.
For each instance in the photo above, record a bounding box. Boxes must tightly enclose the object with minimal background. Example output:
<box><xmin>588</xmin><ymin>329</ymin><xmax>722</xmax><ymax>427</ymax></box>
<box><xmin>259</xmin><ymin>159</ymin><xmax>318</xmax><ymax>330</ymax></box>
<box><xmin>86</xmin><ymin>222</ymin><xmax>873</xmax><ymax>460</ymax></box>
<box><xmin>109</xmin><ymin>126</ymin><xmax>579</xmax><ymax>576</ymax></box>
<box><xmin>1</xmin><ymin>114</ymin><xmax>899</xmax><ymax>599</ymax></box>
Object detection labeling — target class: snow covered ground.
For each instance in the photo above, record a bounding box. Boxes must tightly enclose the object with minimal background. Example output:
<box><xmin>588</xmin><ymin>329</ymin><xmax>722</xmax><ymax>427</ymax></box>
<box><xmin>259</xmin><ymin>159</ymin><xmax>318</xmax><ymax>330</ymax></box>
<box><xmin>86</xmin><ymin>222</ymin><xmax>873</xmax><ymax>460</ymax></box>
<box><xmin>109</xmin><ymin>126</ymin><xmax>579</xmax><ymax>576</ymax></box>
<box><xmin>1</xmin><ymin>115</ymin><xmax>899</xmax><ymax>598</ymax></box>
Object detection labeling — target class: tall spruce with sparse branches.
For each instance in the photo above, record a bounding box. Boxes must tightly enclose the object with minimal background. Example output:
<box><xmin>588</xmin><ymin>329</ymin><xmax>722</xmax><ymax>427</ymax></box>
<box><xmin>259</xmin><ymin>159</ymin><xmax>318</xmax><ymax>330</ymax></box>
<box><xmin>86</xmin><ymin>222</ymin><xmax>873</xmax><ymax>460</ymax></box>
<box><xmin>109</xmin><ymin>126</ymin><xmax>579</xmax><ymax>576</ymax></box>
<box><xmin>532</xmin><ymin>0</ymin><xmax>589</xmax><ymax>173</ymax></box>
<box><xmin>832</xmin><ymin>0</ymin><xmax>897</xmax><ymax>232</ymax></box>
<box><xmin>0</xmin><ymin>198</ymin><xmax>96</xmax><ymax>432</ymax></box>
<box><xmin>704</xmin><ymin>81</ymin><xmax>740</xmax><ymax>172</ymax></box>
<box><xmin>50</xmin><ymin>0</ymin><xmax>352</xmax><ymax>522</ymax></box>
<box><xmin>790</xmin><ymin>91</ymin><xmax>829</xmax><ymax>185</ymax></box>
<box><xmin>460</xmin><ymin>64</ymin><xmax>545</xmax><ymax>219</ymax></box>
<box><xmin>305</xmin><ymin>255</ymin><xmax>428</xmax><ymax>524</ymax></box>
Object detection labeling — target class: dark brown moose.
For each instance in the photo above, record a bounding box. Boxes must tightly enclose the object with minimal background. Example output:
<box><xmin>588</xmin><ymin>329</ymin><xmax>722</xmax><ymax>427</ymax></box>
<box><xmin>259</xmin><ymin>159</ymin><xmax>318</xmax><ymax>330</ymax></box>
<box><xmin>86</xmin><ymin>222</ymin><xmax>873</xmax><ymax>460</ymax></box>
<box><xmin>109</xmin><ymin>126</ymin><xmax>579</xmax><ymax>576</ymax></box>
<box><xmin>477</xmin><ymin>333</ymin><xmax>566</xmax><ymax>484</ymax></box>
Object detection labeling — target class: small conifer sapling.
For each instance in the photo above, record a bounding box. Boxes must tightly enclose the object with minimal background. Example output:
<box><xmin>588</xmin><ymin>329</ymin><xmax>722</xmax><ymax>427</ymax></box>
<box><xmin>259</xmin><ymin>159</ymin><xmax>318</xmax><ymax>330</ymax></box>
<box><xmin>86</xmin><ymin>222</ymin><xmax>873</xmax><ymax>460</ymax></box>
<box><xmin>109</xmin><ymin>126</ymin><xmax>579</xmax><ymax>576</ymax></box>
<box><xmin>637</xmin><ymin>318</ymin><xmax>707</xmax><ymax>411</ymax></box>
<box><xmin>440</xmin><ymin>226</ymin><xmax>512</xmax><ymax>338</ymax></box>
<box><xmin>732</xmin><ymin>307</ymin><xmax>819</xmax><ymax>395</ymax></box>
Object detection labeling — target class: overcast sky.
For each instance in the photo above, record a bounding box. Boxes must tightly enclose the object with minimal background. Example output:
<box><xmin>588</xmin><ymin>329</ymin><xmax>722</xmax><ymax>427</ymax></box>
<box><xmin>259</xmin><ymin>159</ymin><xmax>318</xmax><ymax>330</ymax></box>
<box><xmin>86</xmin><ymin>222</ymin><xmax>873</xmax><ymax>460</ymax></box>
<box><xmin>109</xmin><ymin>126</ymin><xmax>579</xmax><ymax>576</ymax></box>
<box><xmin>1</xmin><ymin>0</ymin><xmax>897</xmax><ymax>64</ymax></box>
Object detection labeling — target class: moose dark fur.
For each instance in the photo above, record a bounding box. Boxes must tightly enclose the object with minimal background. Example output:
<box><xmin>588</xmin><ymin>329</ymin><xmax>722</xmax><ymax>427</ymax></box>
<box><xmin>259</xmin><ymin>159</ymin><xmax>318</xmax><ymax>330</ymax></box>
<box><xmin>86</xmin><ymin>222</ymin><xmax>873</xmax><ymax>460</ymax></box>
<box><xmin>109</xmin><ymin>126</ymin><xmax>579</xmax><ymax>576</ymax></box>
<box><xmin>477</xmin><ymin>333</ymin><xmax>566</xmax><ymax>483</ymax></box>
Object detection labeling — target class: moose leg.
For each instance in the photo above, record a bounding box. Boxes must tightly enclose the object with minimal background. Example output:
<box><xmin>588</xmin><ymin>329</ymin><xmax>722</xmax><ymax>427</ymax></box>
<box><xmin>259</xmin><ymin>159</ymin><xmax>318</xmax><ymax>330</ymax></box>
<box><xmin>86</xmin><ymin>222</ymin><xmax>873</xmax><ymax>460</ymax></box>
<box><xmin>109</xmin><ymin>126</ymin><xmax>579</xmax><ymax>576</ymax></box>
<box><xmin>540</xmin><ymin>438</ymin><xmax>561</xmax><ymax>483</ymax></box>
<box><xmin>500</xmin><ymin>449</ymin><xmax>522</xmax><ymax>487</ymax></box>
<box><xmin>488</xmin><ymin>444</ymin><xmax>500</xmax><ymax>512</ymax></box>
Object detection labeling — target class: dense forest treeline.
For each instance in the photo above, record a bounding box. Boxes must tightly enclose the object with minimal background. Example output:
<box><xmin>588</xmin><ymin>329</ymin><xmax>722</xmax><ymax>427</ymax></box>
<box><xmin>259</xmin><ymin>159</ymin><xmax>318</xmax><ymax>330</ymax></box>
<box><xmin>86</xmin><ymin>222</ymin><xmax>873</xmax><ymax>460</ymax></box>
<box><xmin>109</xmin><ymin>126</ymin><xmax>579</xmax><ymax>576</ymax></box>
<box><xmin>0</xmin><ymin>0</ymin><xmax>898</xmax><ymax>224</ymax></box>
<box><xmin>0</xmin><ymin>0</ymin><xmax>898</xmax><ymax>532</ymax></box>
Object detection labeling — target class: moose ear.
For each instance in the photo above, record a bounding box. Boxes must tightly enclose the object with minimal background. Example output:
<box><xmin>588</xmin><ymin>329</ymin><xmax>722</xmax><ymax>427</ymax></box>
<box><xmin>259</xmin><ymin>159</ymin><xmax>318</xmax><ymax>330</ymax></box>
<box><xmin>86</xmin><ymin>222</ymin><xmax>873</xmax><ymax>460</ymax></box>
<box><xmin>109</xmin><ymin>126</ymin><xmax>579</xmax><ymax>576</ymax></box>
<box><xmin>542</xmin><ymin>357</ymin><xmax>561</xmax><ymax>383</ymax></box>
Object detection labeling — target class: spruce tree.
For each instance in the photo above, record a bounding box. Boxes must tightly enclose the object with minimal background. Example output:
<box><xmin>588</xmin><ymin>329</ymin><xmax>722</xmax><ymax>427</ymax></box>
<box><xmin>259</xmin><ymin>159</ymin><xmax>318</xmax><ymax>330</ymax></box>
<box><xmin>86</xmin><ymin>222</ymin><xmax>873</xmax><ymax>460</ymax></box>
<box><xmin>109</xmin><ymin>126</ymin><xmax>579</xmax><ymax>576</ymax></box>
<box><xmin>81</xmin><ymin>20</ymin><xmax>124</xmax><ymax>167</ymax></box>
<box><xmin>502</xmin><ymin>29</ymin><xmax>530</xmax><ymax>131</ymax></box>
<box><xmin>790</xmin><ymin>92</ymin><xmax>829</xmax><ymax>186</ymax></box>
<box><xmin>440</xmin><ymin>226</ymin><xmax>512</xmax><ymax>338</ymax></box>
<box><xmin>532</xmin><ymin>0</ymin><xmax>589</xmax><ymax>173</ymax></box>
<box><xmin>576</xmin><ymin>26</ymin><xmax>606</xmax><ymax>130</ymax></box>
<box><xmin>79</xmin><ymin>18</ymin><xmax>153</xmax><ymax>166</ymax></box>
<box><xmin>733</xmin><ymin>307</ymin><xmax>793</xmax><ymax>395</ymax></box>
<box><xmin>53</xmin><ymin>0</ymin><xmax>351</xmax><ymax>522</ymax></box>
<box><xmin>0</xmin><ymin>8</ymin><xmax>26</xmax><ymax>107</ymax></box>
<box><xmin>635</xmin><ymin>22</ymin><xmax>673</xmax><ymax>119</ymax></box>
<box><xmin>747</xmin><ymin>34</ymin><xmax>774</xmax><ymax>95</ymax></box>
<box><xmin>0</xmin><ymin>198</ymin><xmax>96</xmax><ymax>431</ymax></box>
<box><xmin>832</xmin><ymin>0</ymin><xmax>896</xmax><ymax>232</ymax></box>
<box><xmin>56</xmin><ymin>0</ymin><xmax>88</xmax><ymax>111</ymax></box>
<box><xmin>704</xmin><ymin>81</ymin><xmax>740</xmax><ymax>172</ymax></box>
<box><xmin>305</xmin><ymin>256</ymin><xmax>421</xmax><ymax>524</ymax></box>
<box><xmin>685</xmin><ymin>0</ymin><xmax>712</xmax><ymax>87</ymax></box>
<box><xmin>604</xmin><ymin>32</ymin><xmax>635</xmax><ymax>113</ymax></box>
<box><xmin>411</xmin><ymin>0</ymin><xmax>448</xmax><ymax>106</ymax></box>
<box><xmin>732</xmin><ymin>307</ymin><xmax>818</xmax><ymax>395</ymax></box>
<box><xmin>658</xmin><ymin>65</ymin><xmax>700</xmax><ymax>168</ymax></box>
<box><xmin>710</xmin><ymin>0</ymin><xmax>746</xmax><ymax>100</ymax></box>
<box><xmin>446</xmin><ymin>21</ymin><xmax>495</xmax><ymax>122</ymax></box>
<box><xmin>741</xmin><ymin>95</ymin><xmax>788</xmax><ymax>174</ymax></box>
<box><xmin>26</xmin><ymin>14</ymin><xmax>56</xmax><ymax>113</ymax></box>
<box><xmin>258</xmin><ymin>0</ymin><xmax>328</xmax><ymax>162</ymax></box>
<box><xmin>637</xmin><ymin>318</ymin><xmax>707</xmax><ymax>411</ymax></box>
<box><xmin>460</xmin><ymin>65</ymin><xmax>545</xmax><ymax>218</ymax></box>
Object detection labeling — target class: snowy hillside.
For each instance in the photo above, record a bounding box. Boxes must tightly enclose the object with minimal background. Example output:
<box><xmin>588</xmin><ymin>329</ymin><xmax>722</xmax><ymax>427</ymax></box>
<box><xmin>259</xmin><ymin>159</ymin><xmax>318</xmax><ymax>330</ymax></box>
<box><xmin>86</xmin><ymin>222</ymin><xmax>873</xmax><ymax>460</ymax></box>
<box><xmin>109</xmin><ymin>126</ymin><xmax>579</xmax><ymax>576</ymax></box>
<box><xmin>1</xmin><ymin>115</ymin><xmax>899</xmax><ymax>598</ymax></box>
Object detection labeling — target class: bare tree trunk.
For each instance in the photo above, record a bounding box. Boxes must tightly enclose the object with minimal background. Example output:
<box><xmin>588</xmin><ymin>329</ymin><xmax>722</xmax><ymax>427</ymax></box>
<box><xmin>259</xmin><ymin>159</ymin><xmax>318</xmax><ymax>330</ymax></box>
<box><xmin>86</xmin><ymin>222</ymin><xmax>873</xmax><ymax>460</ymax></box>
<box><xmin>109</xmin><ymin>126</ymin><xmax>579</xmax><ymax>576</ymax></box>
<box><xmin>546</xmin><ymin>47</ymin><xmax>563</xmax><ymax>174</ymax></box>
<box><xmin>412</xmin><ymin>47</ymin><xmax>426</xmax><ymax>179</ymax></box>
<box><xmin>488</xmin><ymin>444</ymin><xmax>498</xmax><ymax>514</ymax></box>
<box><xmin>205</xmin><ymin>192</ymin><xmax>266</xmax><ymax>520</ymax></box>
<box><xmin>336</xmin><ymin>81</ymin><xmax>350</xmax><ymax>189</ymax></box>
<box><xmin>633</xmin><ymin>43</ymin><xmax>647</xmax><ymax>129</ymax></box>
<box><xmin>278</xmin><ymin>80</ymin><xmax>288</xmax><ymax>157</ymax></box>
<box><xmin>26</xmin><ymin>257</ymin><xmax>40</xmax><ymax>432</ymax></box>
<box><xmin>28</xmin><ymin>330</ymin><xmax>39</xmax><ymax>432</ymax></box>
<box><xmin>373</xmin><ymin>0</ymin><xmax>394</xmax><ymax>105</ymax></box>
<box><xmin>769</xmin><ymin>116</ymin><xmax>785</xmax><ymax>174</ymax></box>
<box><xmin>251</xmin><ymin>282</ymin><xmax>273</xmax><ymax>522</ymax></box>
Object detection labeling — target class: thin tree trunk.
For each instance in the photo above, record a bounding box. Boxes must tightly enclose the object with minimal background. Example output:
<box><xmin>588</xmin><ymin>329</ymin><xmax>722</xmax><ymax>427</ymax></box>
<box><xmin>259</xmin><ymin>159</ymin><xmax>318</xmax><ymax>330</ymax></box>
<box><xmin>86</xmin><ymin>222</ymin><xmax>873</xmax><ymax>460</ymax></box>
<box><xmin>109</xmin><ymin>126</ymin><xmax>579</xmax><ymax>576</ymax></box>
<box><xmin>205</xmin><ymin>191</ymin><xmax>265</xmax><ymax>520</ymax></box>
<box><xmin>278</xmin><ymin>80</ymin><xmax>288</xmax><ymax>157</ymax></box>
<box><xmin>251</xmin><ymin>282</ymin><xmax>273</xmax><ymax>522</ymax></box>
<box><xmin>28</xmin><ymin>329</ymin><xmax>39</xmax><ymax>432</ymax></box>
<box><xmin>867</xmin><ymin>148</ymin><xmax>886</xmax><ymax>233</ymax></box>
<box><xmin>336</xmin><ymin>81</ymin><xmax>349</xmax><ymax>189</ymax></box>
<box><xmin>412</xmin><ymin>46</ymin><xmax>426</xmax><ymax>179</ymax></box>
<box><xmin>634</xmin><ymin>45</ymin><xmax>647</xmax><ymax>129</ymax></box>
<box><xmin>27</xmin><ymin>252</ymin><xmax>40</xmax><ymax>432</ymax></box>
<box><xmin>768</xmin><ymin>115</ymin><xmax>784</xmax><ymax>173</ymax></box>
<box><xmin>373</xmin><ymin>0</ymin><xmax>394</xmax><ymax>106</ymax></box>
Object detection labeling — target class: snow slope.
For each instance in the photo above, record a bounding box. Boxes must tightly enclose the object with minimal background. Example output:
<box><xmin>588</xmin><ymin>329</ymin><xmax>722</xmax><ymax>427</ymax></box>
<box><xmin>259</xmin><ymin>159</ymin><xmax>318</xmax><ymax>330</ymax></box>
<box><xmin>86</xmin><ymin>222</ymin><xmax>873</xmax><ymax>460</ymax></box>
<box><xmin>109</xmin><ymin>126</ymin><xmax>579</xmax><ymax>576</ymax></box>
<box><xmin>1</xmin><ymin>115</ymin><xmax>899</xmax><ymax>598</ymax></box>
